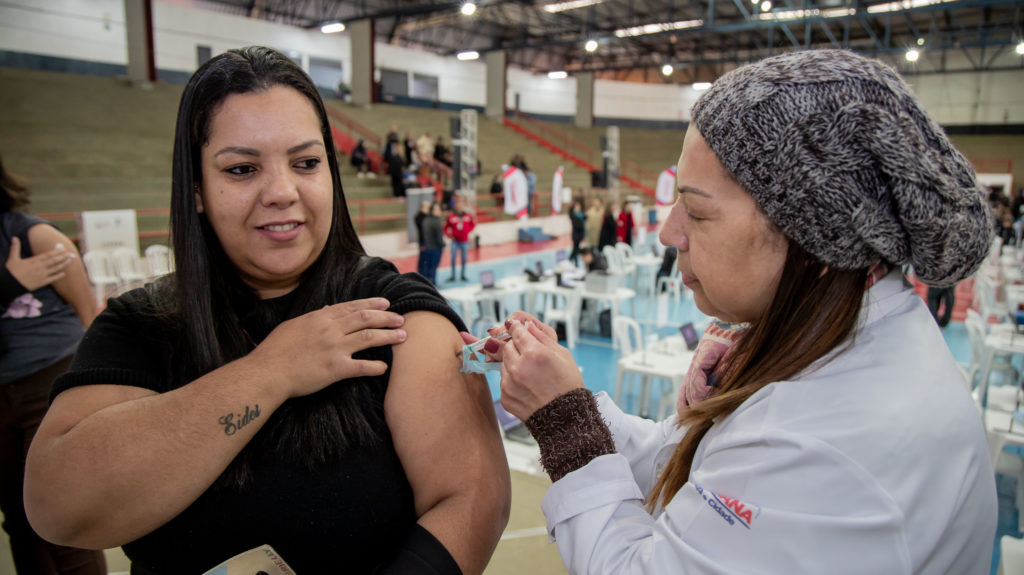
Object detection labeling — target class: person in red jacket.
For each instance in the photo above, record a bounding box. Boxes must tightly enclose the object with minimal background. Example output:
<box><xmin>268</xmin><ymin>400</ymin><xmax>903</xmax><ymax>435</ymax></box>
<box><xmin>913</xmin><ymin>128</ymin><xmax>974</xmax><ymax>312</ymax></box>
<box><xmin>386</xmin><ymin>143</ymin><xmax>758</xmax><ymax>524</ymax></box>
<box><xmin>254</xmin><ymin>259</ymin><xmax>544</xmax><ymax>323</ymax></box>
<box><xmin>443</xmin><ymin>195</ymin><xmax>475</xmax><ymax>282</ymax></box>
<box><xmin>616</xmin><ymin>201</ymin><xmax>635</xmax><ymax>247</ymax></box>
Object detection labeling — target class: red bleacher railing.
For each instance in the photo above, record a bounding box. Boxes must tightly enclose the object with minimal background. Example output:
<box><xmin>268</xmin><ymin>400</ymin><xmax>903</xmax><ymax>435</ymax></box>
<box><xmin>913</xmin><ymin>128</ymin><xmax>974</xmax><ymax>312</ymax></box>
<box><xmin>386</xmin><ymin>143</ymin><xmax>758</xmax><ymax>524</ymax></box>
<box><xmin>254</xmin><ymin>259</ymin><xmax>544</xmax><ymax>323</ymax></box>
<box><xmin>507</xmin><ymin>111</ymin><xmax>659</xmax><ymax>194</ymax></box>
<box><xmin>510</xmin><ymin>111</ymin><xmax>596</xmax><ymax>166</ymax></box>
<box><xmin>325</xmin><ymin>107</ymin><xmax>385</xmax><ymax>174</ymax></box>
<box><xmin>501</xmin><ymin>116</ymin><xmax>656</xmax><ymax>199</ymax></box>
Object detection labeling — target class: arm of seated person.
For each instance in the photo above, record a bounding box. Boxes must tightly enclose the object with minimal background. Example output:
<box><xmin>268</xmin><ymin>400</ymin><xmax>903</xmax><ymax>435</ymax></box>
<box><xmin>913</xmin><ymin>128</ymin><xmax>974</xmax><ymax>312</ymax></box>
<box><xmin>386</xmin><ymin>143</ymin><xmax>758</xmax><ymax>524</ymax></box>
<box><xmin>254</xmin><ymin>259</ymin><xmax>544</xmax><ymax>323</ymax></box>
<box><xmin>27</xmin><ymin>223</ymin><xmax>96</xmax><ymax>327</ymax></box>
<box><xmin>386</xmin><ymin>311</ymin><xmax>511</xmax><ymax>574</ymax></box>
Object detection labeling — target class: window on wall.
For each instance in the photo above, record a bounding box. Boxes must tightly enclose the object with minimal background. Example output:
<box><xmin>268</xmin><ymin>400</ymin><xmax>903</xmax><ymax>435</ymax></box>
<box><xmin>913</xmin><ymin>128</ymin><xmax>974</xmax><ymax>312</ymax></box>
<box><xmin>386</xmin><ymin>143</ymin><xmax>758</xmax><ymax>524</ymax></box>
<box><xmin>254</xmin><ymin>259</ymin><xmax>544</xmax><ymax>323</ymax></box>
<box><xmin>380</xmin><ymin>68</ymin><xmax>409</xmax><ymax>99</ymax></box>
<box><xmin>309</xmin><ymin>56</ymin><xmax>344</xmax><ymax>97</ymax></box>
<box><xmin>196</xmin><ymin>45</ymin><xmax>212</xmax><ymax>67</ymax></box>
<box><xmin>411</xmin><ymin>73</ymin><xmax>439</xmax><ymax>101</ymax></box>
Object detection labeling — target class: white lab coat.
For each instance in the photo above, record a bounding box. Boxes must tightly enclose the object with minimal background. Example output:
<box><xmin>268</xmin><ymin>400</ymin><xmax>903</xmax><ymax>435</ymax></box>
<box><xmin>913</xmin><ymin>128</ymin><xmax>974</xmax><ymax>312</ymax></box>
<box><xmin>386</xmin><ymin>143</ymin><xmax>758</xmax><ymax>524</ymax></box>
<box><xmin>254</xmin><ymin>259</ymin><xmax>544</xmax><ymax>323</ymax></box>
<box><xmin>541</xmin><ymin>273</ymin><xmax>997</xmax><ymax>574</ymax></box>
<box><xmin>552</xmin><ymin>167</ymin><xmax>564</xmax><ymax>215</ymax></box>
<box><xmin>503</xmin><ymin>166</ymin><xmax>529</xmax><ymax>219</ymax></box>
<box><xmin>655</xmin><ymin>166</ymin><xmax>676</xmax><ymax>206</ymax></box>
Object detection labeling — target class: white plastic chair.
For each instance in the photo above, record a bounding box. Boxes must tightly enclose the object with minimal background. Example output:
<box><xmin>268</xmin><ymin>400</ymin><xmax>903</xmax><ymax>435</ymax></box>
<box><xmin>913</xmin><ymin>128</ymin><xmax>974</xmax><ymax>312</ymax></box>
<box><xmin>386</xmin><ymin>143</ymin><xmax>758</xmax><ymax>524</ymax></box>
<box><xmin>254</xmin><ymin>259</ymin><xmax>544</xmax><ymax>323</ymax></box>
<box><xmin>975</xmin><ymin>275</ymin><xmax>1010</xmax><ymax>326</ymax></box>
<box><xmin>965</xmin><ymin>309</ymin><xmax>1018</xmax><ymax>400</ymax></box>
<box><xmin>602</xmin><ymin>244</ymin><xmax>624</xmax><ymax>276</ymax></box>
<box><xmin>656</xmin><ymin>266</ymin><xmax>684</xmax><ymax>305</ymax></box>
<box><xmin>81</xmin><ymin>250</ymin><xmax>119</xmax><ymax>307</ymax></box>
<box><xmin>615</xmin><ymin>242</ymin><xmax>638</xmax><ymax>284</ymax></box>
<box><xmin>144</xmin><ymin>244</ymin><xmax>173</xmax><ymax>278</ymax></box>
<box><xmin>540</xmin><ymin>287</ymin><xmax>582</xmax><ymax>348</ymax></box>
<box><xmin>611</xmin><ymin>316</ymin><xmax>688</xmax><ymax>418</ymax></box>
<box><xmin>111</xmin><ymin>247</ymin><xmax>147</xmax><ymax>290</ymax></box>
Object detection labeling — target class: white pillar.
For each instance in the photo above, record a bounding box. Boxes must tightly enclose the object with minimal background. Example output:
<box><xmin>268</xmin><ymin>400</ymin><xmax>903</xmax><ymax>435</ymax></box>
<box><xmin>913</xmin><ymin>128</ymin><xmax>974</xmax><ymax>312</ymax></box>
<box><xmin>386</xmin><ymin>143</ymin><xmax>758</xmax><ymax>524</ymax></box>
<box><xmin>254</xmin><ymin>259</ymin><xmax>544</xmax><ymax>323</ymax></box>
<box><xmin>123</xmin><ymin>0</ymin><xmax>155</xmax><ymax>86</ymax></box>
<box><xmin>485</xmin><ymin>51</ymin><xmax>507</xmax><ymax>121</ymax></box>
<box><xmin>349</xmin><ymin>19</ymin><xmax>375</xmax><ymax>106</ymax></box>
<box><xmin>575</xmin><ymin>71</ymin><xmax>594</xmax><ymax>128</ymax></box>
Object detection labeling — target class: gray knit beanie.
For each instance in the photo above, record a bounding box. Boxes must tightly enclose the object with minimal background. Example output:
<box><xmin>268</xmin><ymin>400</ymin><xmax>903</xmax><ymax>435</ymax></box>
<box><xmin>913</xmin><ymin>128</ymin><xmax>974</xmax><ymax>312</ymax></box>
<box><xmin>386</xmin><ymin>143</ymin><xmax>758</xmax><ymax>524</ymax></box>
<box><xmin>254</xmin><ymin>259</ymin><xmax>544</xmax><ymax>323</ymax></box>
<box><xmin>691</xmin><ymin>49</ymin><xmax>993</xmax><ymax>287</ymax></box>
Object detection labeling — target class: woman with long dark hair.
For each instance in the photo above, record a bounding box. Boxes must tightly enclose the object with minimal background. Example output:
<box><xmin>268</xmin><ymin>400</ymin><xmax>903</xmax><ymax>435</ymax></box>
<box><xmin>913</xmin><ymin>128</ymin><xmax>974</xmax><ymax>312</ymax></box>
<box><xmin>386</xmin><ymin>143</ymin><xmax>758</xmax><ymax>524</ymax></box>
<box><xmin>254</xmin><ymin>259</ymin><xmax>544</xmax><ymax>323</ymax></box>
<box><xmin>24</xmin><ymin>47</ymin><xmax>509</xmax><ymax>574</ymax></box>
<box><xmin>0</xmin><ymin>156</ymin><xmax>104</xmax><ymax>575</ymax></box>
<box><xmin>469</xmin><ymin>50</ymin><xmax>996</xmax><ymax>573</ymax></box>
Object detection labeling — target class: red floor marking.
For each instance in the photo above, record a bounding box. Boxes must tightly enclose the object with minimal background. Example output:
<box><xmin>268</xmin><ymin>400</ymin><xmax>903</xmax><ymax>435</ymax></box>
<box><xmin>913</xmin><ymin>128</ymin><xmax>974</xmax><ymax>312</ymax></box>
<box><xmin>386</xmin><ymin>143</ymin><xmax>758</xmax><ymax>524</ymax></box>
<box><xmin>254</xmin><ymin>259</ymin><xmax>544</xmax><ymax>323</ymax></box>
<box><xmin>390</xmin><ymin>236</ymin><xmax>574</xmax><ymax>274</ymax></box>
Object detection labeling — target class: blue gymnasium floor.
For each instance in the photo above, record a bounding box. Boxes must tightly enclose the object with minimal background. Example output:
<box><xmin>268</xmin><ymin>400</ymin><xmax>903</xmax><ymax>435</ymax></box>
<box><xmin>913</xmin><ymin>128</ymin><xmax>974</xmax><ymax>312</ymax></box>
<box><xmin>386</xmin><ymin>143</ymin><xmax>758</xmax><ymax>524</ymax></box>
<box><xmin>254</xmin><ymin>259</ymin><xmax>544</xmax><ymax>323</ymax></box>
<box><xmin>428</xmin><ymin>240</ymin><xmax>1018</xmax><ymax>574</ymax></box>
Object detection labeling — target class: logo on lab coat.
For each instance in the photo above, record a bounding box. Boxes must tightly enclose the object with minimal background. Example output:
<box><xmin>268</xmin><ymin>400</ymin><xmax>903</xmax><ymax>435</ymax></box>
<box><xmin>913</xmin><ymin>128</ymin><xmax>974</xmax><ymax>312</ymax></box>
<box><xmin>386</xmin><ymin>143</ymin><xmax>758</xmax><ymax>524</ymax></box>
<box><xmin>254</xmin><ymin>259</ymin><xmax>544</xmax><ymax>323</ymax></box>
<box><xmin>695</xmin><ymin>485</ymin><xmax>760</xmax><ymax>529</ymax></box>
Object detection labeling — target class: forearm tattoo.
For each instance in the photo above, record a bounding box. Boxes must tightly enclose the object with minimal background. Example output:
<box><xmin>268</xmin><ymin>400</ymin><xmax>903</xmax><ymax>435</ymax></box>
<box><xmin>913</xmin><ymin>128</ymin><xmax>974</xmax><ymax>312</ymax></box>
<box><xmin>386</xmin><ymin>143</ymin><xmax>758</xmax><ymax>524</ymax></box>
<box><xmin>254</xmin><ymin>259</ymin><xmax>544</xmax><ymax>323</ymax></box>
<box><xmin>219</xmin><ymin>404</ymin><xmax>261</xmax><ymax>436</ymax></box>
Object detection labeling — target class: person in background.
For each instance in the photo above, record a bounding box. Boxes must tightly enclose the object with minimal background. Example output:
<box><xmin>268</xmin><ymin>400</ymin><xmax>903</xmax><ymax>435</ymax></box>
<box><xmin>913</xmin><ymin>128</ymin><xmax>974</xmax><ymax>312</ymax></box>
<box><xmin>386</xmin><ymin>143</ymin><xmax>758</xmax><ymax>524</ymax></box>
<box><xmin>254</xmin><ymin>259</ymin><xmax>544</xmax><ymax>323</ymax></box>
<box><xmin>598</xmin><ymin>202</ymin><xmax>618</xmax><ymax>251</ymax></box>
<box><xmin>926</xmin><ymin>284</ymin><xmax>956</xmax><ymax>328</ymax></box>
<box><xmin>470</xmin><ymin>50</ymin><xmax>996</xmax><ymax>573</ymax></box>
<box><xmin>568</xmin><ymin>199</ymin><xmax>586</xmax><ymax>266</ymax></box>
<box><xmin>350</xmin><ymin>139</ymin><xmax>372</xmax><ymax>178</ymax></box>
<box><xmin>416</xmin><ymin>132</ymin><xmax>435</xmax><ymax>171</ymax></box>
<box><xmin>444</xmin><ymin>195</ymin><xmax>475</xmax><ymax>283</ymax></box>
<box><xmin>414</xmin><ymin>200</ymin><xmax>431</xmax><ymax>280</ymax></box>
<box><xmin>616</xmin><ymin>200</ymin><xmax>635</xmax><ymax>247</ymax></box>
<box><xmin>420</xmin><ymin>202</ymin><xmax>446</xmax><ymax>286</ymax></box>
<box><xmin>0</xmin><ymin>155</ymin><xmax>106</xmax><ymax>575</ymax></box>
<box><xmin>385</xmin><ymin>133</ymin><xmax>406</xmax><ymax>198</ymax></box>
<box><xmin>585</xmin><ymin>197</ymin><xmax>604</xmax><ymax>248</ymax></box>
<box><xmin>403</xmin><ymin>132</ymin><xmax>416</xmax><ymax>166</ymax></box>
<box><xmin>578</xmin><ymin>245</ymin><xmax>607</xmax><ymax>274</ymax></box>
<box><xmin>23</xmin><ymin>46</ymin><xmax>509</xmax><ymax>575</ymax></box>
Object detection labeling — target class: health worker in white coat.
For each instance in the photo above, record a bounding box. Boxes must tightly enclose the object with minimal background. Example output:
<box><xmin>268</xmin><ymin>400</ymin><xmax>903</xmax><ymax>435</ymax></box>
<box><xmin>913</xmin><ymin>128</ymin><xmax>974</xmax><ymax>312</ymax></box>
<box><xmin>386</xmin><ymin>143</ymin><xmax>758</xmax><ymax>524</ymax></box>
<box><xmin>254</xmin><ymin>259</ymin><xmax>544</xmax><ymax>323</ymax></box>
<box><xmin>470</xmin><ymin>49</ymin><xmax>998</xmax><ymax>574</ymax></box>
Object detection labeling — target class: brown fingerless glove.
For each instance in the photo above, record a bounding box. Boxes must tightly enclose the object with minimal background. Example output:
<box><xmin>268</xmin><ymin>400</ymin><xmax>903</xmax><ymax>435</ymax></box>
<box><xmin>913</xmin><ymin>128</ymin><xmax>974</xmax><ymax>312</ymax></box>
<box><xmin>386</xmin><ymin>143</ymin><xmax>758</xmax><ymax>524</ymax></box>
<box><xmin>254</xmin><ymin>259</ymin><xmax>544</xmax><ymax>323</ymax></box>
<box><xmin>524</xmin><ymin>388</ymin><xmax>616</xmax><ymax>482</ymax></box>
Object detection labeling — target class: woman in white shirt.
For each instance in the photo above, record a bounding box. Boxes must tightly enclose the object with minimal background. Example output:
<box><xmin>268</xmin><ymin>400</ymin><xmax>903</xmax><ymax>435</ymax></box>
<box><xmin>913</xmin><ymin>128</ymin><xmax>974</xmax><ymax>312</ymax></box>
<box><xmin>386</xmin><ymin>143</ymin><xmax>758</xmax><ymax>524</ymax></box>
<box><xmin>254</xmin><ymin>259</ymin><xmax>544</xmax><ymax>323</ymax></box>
<box><xmin>473</xmin><ymin>49</ymin><xmax>998</xmax><ymax>574</ymax></box>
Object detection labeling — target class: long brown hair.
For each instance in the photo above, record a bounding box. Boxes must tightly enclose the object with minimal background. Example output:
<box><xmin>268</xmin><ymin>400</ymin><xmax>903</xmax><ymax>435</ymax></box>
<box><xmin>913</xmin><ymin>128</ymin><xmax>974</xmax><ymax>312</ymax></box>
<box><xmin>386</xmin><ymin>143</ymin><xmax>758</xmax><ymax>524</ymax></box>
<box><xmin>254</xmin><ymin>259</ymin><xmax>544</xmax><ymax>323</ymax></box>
<box><xmin>0</xmin><ymin>155</ymin><xmax>29</xmax><ymax>212</ymax></box>
<box><xmin>649</xmin><ymin>242</ymin><xmax>869</xmax><ymax>509</ymax></box>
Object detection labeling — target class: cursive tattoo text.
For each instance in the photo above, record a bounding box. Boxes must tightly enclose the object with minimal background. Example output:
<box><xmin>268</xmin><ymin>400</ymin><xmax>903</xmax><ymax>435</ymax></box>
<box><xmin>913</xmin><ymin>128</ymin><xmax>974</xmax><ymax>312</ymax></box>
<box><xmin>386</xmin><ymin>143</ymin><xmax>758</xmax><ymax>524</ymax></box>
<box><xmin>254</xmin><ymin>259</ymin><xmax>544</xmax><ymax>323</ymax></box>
<box><xmin>219</xmin><ymin>404</ymin><xmax>261</xmax><ymax>436</ymax></box>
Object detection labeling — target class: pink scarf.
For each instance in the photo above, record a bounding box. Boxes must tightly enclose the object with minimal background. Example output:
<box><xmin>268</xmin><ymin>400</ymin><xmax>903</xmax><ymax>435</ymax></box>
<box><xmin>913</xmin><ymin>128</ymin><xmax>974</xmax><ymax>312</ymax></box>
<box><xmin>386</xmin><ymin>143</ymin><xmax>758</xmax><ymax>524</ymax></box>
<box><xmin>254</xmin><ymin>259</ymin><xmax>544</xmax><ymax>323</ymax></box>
<box><xmin>676</xmin><ymin>263</ymin><xmax>890</xmax><ymax>413</ymax></box>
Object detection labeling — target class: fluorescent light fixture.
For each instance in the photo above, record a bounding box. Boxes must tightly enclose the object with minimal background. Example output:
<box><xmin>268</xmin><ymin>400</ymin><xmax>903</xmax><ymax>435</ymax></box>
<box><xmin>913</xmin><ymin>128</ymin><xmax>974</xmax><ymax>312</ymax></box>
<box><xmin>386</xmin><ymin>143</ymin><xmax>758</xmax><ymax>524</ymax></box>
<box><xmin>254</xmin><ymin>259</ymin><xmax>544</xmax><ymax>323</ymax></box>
<box><xmin>320</xmin><ymin>22</ymin><xmax>345</xmax><ymax>34</ymax></box>
<box><xmin>548</xmin><ymin>71</ymin><xmax>568</xmax><ymax>79</ymax></box>
<box><xmin>760</xmin><ymin>0</ymin><xmax>772</xmax><ymax>10</ymax></box>
<box><xmin>615</xmin><ymin>19</ymin><xmax>703</xmax><ymax>38</ymax></box>
<box><xmin>1016</xmin><ymin>41</ymin><xmax>1024</xmax><ymax>55</ymax></box>
<box><xmin>756</xmin><ymin>7</ymin><xmax>853</xmax><ymax>20</ymax></box>
<box><xmin>692</xmin><ymin>82</ymin><xmax>712</xmax><ymax>91</ymax></box>
<box><xmin>585</xmin><ymin>39</ymin><xmax>599</xmax><ymax>52</ymax></box>
<box><xmin>661</xmin><ymin>64</ymin><xmax>674</xmax><ymax>76</ymax></box>
<box><xmin>905</xmin><ymin>48</ymin><xmax>920</xmax><ymax>62</ymax></box>
<box><xmin>867</xmin><ymin>0</ymin><xmax>956</xmax><ymax>14</ymax></box>
<box><xmin>461</xmin><ymin>2</ymin><xmax>477</xmax><ymax>16</ymax></box>
<box><xmin>544</xmin><ymin>0</ymin><xmax>602</xmax><ymax>13</ymax></box>
<box><xmin>457</xmin><ymin>51</ymin><xmax>480</xmax><ymax>61</ymax></box>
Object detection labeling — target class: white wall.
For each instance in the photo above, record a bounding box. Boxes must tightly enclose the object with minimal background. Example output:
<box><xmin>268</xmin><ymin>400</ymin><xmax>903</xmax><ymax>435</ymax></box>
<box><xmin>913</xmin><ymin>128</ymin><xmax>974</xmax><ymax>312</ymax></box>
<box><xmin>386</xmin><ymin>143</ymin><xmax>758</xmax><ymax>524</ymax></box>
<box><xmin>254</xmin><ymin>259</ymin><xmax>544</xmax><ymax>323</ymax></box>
<box><xmin>0</xmin><ymin>0</ymin><xmax>1013</xmax><ymax>127</ymax></box>
<box><xmin>909</xmin><ymin>69</ymin><xmax>1024</xmax><ymax>126</ymax></box>
<box><xmin>0</xmin><ymin>0</ymin><xmax>128</xmax><ymax>65</ymax></box>
<box><xmin>376</xmin><ymin>43</ymin><xmax>485</xmax><ymax>106</ymax></box>
<box><xmin>506</xmin><ymin>67</ymin><xmax>577</xmax><ymax>117</ymax></box>
<box><xmin>595</xmin><ymin>79</ymin><xmax>704</xmax><ymax>122</ymax></box>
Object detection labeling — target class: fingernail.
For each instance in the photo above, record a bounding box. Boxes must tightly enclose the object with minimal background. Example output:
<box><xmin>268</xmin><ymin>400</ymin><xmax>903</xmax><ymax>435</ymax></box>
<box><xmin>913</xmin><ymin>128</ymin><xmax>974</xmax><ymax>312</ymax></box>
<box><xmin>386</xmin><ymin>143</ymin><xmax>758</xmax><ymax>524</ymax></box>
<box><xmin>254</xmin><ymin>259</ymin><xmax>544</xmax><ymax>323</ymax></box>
<box><xmin>504</xmin><ymin>319</ymin><xmax>512</xmax><ymax>330</ymax></box>
<box><xmin>55</xmin><ymin>243</ymin><xmax>65</xmax><ymax>250</ymax></box>
<box><xmin>484</xmin><ymin>339</ymin><xmax>499</xmax><ymax>353</ymax></box>
<box><xmin>396</xmin><ymin>329</ymin><xmax>407</xmax><ymax>340</ymax></box>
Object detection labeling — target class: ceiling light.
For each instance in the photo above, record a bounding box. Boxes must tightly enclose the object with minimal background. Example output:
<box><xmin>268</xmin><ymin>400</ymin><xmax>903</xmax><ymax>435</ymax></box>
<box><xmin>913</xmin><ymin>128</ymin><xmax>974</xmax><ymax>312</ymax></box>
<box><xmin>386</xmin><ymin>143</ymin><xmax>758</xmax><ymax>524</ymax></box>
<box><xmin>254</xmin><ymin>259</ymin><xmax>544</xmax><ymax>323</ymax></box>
<box><xmin>916</xmin><ymin>37</ymin><xmax>925</xmax><ymax>45</ymax></box>
<box><xmin>548</xmin><ymin>71</ymin><xmax>568</xmax><ymax>79</ymax></box>
<box><xmin>760</xmin><ymin>1</ymin><xmax>772</xmax><ymax>10</ymax></box>
<box><xmin>905</xmin><ymin>48</ymin><xmax>920</xmax><ymax>62</ymax></box>
<box><xmin>320</xmin><ymin>22</ymin><xmax>345</xmax><ymax>34</ymax></box>
<box><xmin>457</xmin><ymin>51</ymin><xmax>479</xmax><ymax>61</ymax></box>
<box><xmin>661</xmin><ymin>64</ymin><xmax>674</xmax><ymax>76</ymax></box>
<box><xmin>692</xmin><ymin>82</ymin><xmax>712</xmax><ymax>91</ymax></box>
<box><xmin>461</xmin><ymin>2</ymin><xmax>477</xmax><ymax>16</ymax></box>
<box><xmin>585</xmin><ymin>39</ymin><xmax>599</xmax><ymax>52</ymax></box>
<box><xmin>544</xmin><ymin>0</ymin><xmax>603</xmax><ymax>13</ymax></box>
<box><xmin>1016</xmin><ymin>42</ymin><xmax>1024</xmax><ymax>55</ymax></box>
<box><xmin>615</xmin><ymin>19</ymin><xmax>703</xmax><ymax>38</ymax></box>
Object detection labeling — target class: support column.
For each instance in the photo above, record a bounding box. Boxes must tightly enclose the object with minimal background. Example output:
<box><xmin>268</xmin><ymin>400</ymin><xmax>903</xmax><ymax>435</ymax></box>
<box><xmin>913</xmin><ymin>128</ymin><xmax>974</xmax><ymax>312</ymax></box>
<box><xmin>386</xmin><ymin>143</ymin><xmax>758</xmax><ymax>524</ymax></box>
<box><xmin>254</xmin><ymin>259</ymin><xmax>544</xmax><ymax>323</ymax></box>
<box><xmin>575</xmin><ymin>71</ymin><xmax>594</xmax><ymax>129</ymax></box>
<box><xmin>485</xmin><ymin>51</ymin><xmax>507</xmax><ymax>121</ymax></box>
<box><xmin>349</xmin><ymin>18</ymin><xmax>375</xmax><ymax>106</ymax></box>
<box><xmin>123</xmin><ymin>0</ymin><xmax>156</xmax><ymax>85</ymax></box>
